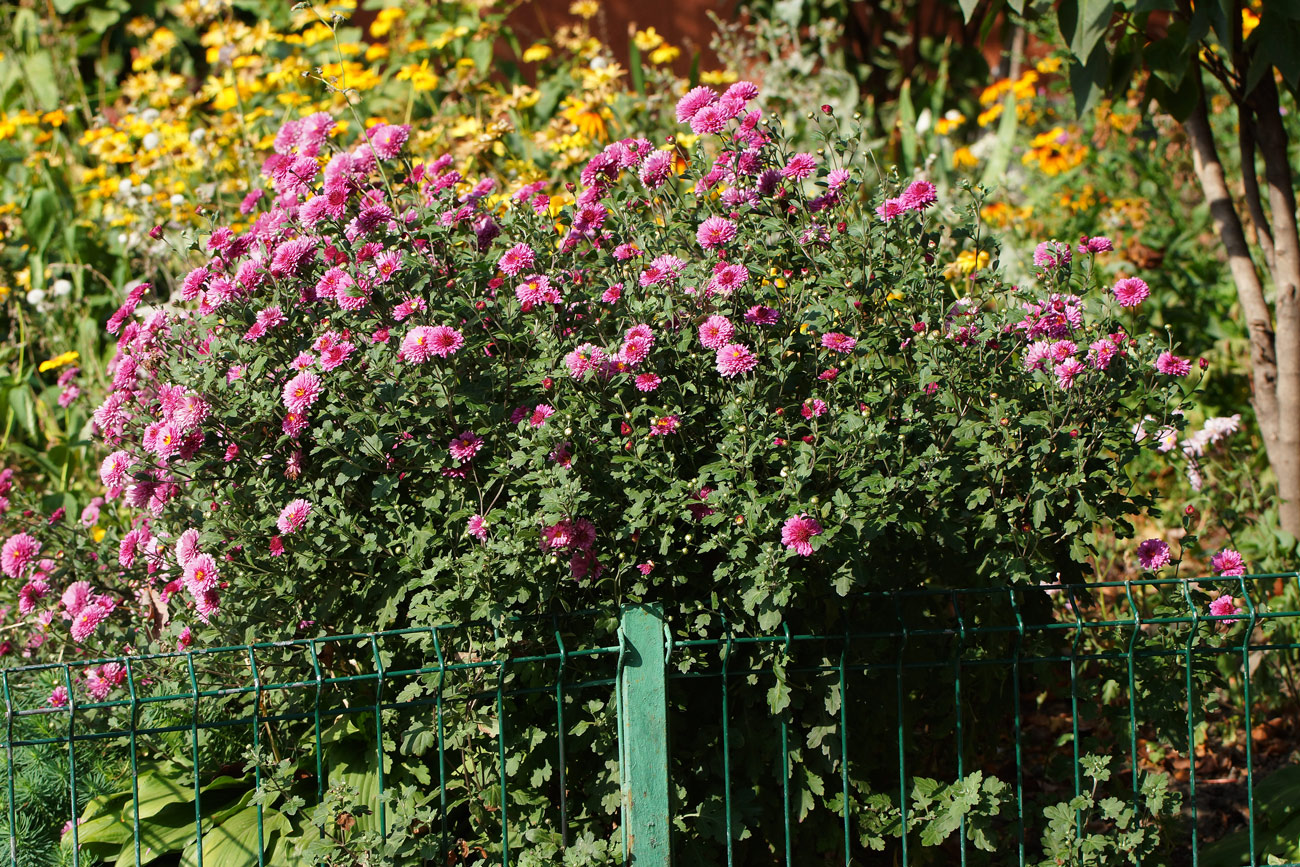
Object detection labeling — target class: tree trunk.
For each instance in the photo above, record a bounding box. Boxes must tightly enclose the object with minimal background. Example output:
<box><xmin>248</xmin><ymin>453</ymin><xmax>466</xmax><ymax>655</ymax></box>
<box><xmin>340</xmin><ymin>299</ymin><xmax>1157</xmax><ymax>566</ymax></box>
<box><xmin>1184</xmin><ymin>85</ymin><xmax>1300</xmax><ymax>538</ymax></box>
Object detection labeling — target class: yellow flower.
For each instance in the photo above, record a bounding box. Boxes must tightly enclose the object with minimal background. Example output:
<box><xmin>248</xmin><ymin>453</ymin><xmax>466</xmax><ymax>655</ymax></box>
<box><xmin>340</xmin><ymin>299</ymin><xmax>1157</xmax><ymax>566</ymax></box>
<box><xmin>569</xmin><ymin>0</ymin><xmax>599</xmax><ymax>19</ymax></box>
<box><xmin>633</xmin><ymin>27</ymin><xmax>664</xmax><ymax>52</ymax></box>
<box><xmin>1022</xmin><ymin>127</ymin><xmax>1087</xmax><ymax>175</ymax></box>
<box><xmin>39</xmin><ymin>351</ymin><xmax>79</xmax><ymax>373</ymax></box>
<box><xmin>700</xmin><ymin>69</ymin><xmax>738</xmax><ymax>85</ymax></box>
<box><xmin>935</xmin><ymin>111</ymin><xmax>965</xmax><ymax>135</ymax></box>
<box><xmin>650</xmin><ymin>44</ymin><xmax>680</xmax><ymax>65</ymax></box>
<box><xmin>1243</xmin><ymin>8</ymin><xmax>1260</xmax><ymax>40</ymax></box>
<box><xmin>41</xmin><ymin>109</ymin><xmax>67</xmax><ymax>128</ymax></box>
<box><xmin>1035</xmin><ymin>56</ymin><xmax>1063</xmax><ymax>75</ymax></box>
<box><xmin>92</xmin><ymin>526</ymin><xmax>106</xmax><ymax>544</ymax></box>
<box><xmin>944</xmin><ymin>250</ymin><xmax>990</xmax><ymax>281</ymax></box>
<box><xmin>370</xmin><ymin>7</ymin><xmax>405</xmax><ymax>38</ymax></box>
<box><xmin>522</xmin><ymin>43</ymin><xmax>553</xmax><ymax>63</ymax></box>
<box><xmin>952</xmin><ymin>147</ymin><xmax>977</xmax><ymax>169</ymax></box>
<box><xmin>560</xmin><ymin>96</ymin><xmax>610</xmax><ymax>141</ymax></box>
<box><xmin>977</xmin><ymin>103</ymin><xmax>1003</xmax><ymax>127</ymax></box>
<box><xmin>397</xmin><ymin>60</ymin><xmax>440</xmax><ymax>91</ymax></box>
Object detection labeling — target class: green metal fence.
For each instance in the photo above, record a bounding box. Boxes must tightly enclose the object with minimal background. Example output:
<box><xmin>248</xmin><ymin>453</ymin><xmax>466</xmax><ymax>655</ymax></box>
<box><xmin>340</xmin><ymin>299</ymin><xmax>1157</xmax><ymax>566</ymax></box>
<box><xmin>4</xmin><ymin>575</ymin><xmax>1300</xmax><ymax>865</ymax></box>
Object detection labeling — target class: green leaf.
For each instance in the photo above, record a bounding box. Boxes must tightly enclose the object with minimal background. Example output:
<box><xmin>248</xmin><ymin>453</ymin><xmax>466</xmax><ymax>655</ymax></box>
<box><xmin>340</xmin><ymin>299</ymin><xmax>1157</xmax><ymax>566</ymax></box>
<box><xmin>179</xmin><ymin>807</ymin><xmax>290</xmax><ymax>867</ymax></box>
<box><xmin>23</xmin><ymin>188</ymin><xmax>59</xmax><ymax>254</ymax></box>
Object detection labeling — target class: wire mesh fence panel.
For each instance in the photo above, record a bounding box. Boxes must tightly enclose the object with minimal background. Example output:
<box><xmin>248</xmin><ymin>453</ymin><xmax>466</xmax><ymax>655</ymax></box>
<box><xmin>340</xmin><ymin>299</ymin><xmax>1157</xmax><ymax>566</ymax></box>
<box><xmin>3</xmin><ymin>577</ymin><xmax>1300</xmax><ymax>865</ymax></box>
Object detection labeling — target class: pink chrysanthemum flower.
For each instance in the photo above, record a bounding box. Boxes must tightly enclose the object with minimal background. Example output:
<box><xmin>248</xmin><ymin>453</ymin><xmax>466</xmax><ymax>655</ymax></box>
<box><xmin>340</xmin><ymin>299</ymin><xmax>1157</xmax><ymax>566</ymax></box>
<box><xmin>708</xmin><ymin>264</ymin><xmax>749</xmax><ymax>296</ymax></box>
<box><xmin>1054</xmin><ymin>358</ymin><xmax>1086</xmax><ymax>390</ymax></box>
<box><xmin>368</xmin><ymin>123</ymin><xmax>410</xmax><ymax>159</ymax></box>
<box><xmin>282</xmin><ymin>371</ymin><xmax>323</xmax><ymax>414</ymax></box>
<box><xmin>745</xmin><ymin>305</ymin><xmax>780</xmax><ymax>325</ymax></box>
<box><xmin>402</xmin><ymin>326</ymin><xmax>436</xmax><ymax>363</ymax></box>
<box><xmin>530</xmin><ymin>404</ymin><xmax>555</xmax><ymax>427</ymax></box>
<box><xmin>900</xmin><ymin>180</ymin><xmax>937</xmax><ymax>210</ymax></box>
<box><xmin>650</xmin><ymin>415</ymin><xmax>680</xmax><ymax>437</ymax></box>
<box><xmin>1136</xmin><ymin>539</ymin><xmax>1171</xmax><ymax>571</ymax></box>
<box><xmin>183</xmin><ymin>552</ymin><xmax>219</xmax><ymax>593</ymax></box>
<box><xmin>498</xmin><ymin>243</ymin><xmax>535</xmax><ymax>276</ymax></box>
<box><xmin>821</xmin><ymin>333</ymin><xmax>857</xmax><ymax>354</ymax></box>
<box><xmin>876</xmin><ymin>198</ymin><xmax>905</xmax><ymax>222</ymax></box>
<box><xmin>47</xmin><ymin>686</ymin><xmax>68</xmax><ymax>708</ymax></box>
<box><xmin>1</xmin><ymin>533</ymin><xmax>41</xmax><ymax>579</ymax></box>
<box><xmin>635</xmin><ymin>373</ymin><xmax>661</xmax><ymax>392</ymax></box>
<box><xmin>1209</xmin><ymin>594</ymin><xmax>1241</xmax><ymax>621</ymax></box>
<box><xmin>516</xmin><ymin>274</ymin><xmax>557</xmax><ymax>306</ymax></box>
<box><xmin>565</xmin><ymin>344</ymin><xmax>607</xmax><ymax>379</ymax></box>
<box><xmin>176</xmin><ymin>528</ymin><xmax>201</xmax><ymax>566</ymax></box>
<box><xmin>715</xmin><ymin>343</ymin><xmax>757</xmax><ymax>377</ymax></box>
<box><xmin>449</xmin><ymin>431</ymin><xmax>483</xmax><ymax>462</ymax></box>
<box><xmin>1211</xmin><ymin>548</ymin><xmax>1246</xmax><ymax>577</ymax></box>
<box><xmin>602</xmin><ymin>284</ymin><xmax>623</xmax><ymax>303</ymax></box>
<box><xmin>1155</xmin><ymin>352</ymin><xmax>1192</xmax><ymax>376</ymax></box>
<box><xmin>781</xmin><ymin>153</ymin><xmax>817</xmax><ymax>180</ymax></box>
<box><xmin>698</xmin><ymin>315</ymin><xmax>735</xmax><ymax>350</ymax></box>
<box><xmin>194</xmin><ymin>588</ymin><xmax>221</xmax><ymax>623</ymax></box>
<box><xmin>676</xmin><ymin>85</ymin><xmax>718</xmax><ymax>123</ymax></box>
<box><xmin>1112</xmin><ymin>277</ymin><xmax>1150</xmax><ymax>308</ymax></box>
<box><xmin>277</xmin><ymin>499</ymin><xmax>312</xmax><ymax>535</ymax></box>
<box><xmin>639</xmin><ymin>151</ymin><xmax>673</xmax><ymax>189</ymax></box>
<box><xmin>618</xmin><ymin>336</ymin><xmax>652</xmax><ymax>367</ymax></box>
<box><xmin>468</xmin><ymin>514</ymin><xmax>488</xmax><ymax>541</ymax></box>
<box><xmin>697</xmin><ymin>216</ymin><xmax>737</xmax><ymax>250</ymax></box>
<box><xmin>723</xmin><ymin>80</ymin><xmax>759</xmax><ymax>102</ymax></box>
<box><xmin>70</xmin><ymin>603</ymin><xmax>110</xmax><ymax>643</ymax></box>
<box><xmin>282</xmin><ymin>411</ymin><xmax>309</xmax><ymax>439</ymax></box>
<box><xmin>428</xmin><ymin>326</ymin><xmax>464</xmax><ymax>358</ymax></box>
<box><xmin>100</xmin><ymin>451</ymin><xmax>132</xmax><ymax>490</ymax></box>
<box><xmin>801</xmin><ymin>399</ymin><xmax>828</xmax><ymax>419</ymax></box>
<box><xmin>1033</xmin><ymin>240</ymin><xmax>1072</xmax><ymax>269</ymax></box>
<box><xmin>781</xmin><ymin>514</ymin><xmax>823</xmax><ymax>556</ymax></box>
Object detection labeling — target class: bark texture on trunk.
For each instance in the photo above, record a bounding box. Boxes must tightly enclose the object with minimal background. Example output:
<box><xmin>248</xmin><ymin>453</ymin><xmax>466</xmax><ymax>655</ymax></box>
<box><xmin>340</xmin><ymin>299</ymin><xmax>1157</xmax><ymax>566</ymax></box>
<box><xmin>1184</xmin><ymin>85</ymin><xmax>1300</xmax><ymax>537</ymax></box>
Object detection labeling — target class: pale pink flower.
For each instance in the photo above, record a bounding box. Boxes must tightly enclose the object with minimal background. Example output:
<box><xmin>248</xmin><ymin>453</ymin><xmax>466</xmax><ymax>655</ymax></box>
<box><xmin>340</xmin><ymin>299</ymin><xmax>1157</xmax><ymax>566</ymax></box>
<box><xmin>1</xmin><ymin>533</ymin><xmax>40</xmax><ymax>579</ymax></box>
<box><xmin>565</xmin><ymin>344</ymin><xmax>607</xmax><ymax>379</ymax></box>
<box><xmin>428</xmin><ymin>326</ymin><xmax>464</xmax><ymax>358</ymax></box>
<box><xmin>676</xmin><ymin>85</ymin><xmax>717</xmax><ymax>123</ymax></box>
<box><xmin>782</xmin><ymin>153</ymin><xmax>817</xmax><ymax>180</ymax></box>
<box><xmin>468</xmin><ymin>514</ymin><xmax>487</xmax><ymax>540</ymax></box>
<box><xmin>498</xmin><ymin>243</ymin><xmax>535</xmax><ymax>276</ymax></box>
<box><xmin>100</xmin><ymin>451</ymin><xmax>132</xmax><ymax>490</ymax></box>
<box><xmin>176</xmin><ymin>528</ymin><xmax>201</xmax><ymax>566</ymax></box>
<box><xmin>183</xmin><ymin>553</ymin><xmax>219</xmax><ymax>593</ymax></box>
<box><xmin>401</xmin><ymin>326</ymin><xmax>437</xmax><ymax>363</ymax></box>
<box><xmin>1054</xmin><ymin>358</ymin><xmax>1086</xmax><ymax>390</ymax></box>
<box><xmin>1209</xmin><ymin>594</ymin><xmax>1241</xmax><ymax>621</ymax></box>
<box><xmin>696</xmin><ymin>217</ymin><xmax>737</xmax><ymax>250</ymax></box>
<box><xmin>70</xmin><ymin>603</ymin><xmax>110</xmax><ymax>643</ymax></box>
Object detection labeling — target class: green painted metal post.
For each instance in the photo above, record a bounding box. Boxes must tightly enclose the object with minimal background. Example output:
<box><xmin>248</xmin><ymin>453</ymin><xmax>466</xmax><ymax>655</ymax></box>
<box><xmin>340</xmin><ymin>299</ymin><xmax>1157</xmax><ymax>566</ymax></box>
<box><xmin>619</xmin><ymin>604</ymin><xmax>672</xmax><ymax>865</ymax></box>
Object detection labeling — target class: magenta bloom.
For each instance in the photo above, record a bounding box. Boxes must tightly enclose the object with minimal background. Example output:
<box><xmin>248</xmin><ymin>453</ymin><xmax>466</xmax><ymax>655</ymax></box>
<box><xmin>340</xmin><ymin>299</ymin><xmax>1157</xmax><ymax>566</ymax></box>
<box><xmin>516</xmin><ymin>274</ymin><xmax>559</xmax><ymax>306</ymax></box>
<box><xmin>449</xmin><ymin>431</ymin><xmax>483</xmax><ymax>462</ymax></box>
<box><xmin>1033</xmin><ymin>240</ymin><xmax>1072</xmax><ymax>269</ymax></box>
<box><xmin>530</xmin><ymin>404</ymin><xmax>555</xmax><ymax>427</ymax></box>
<box><xmin>402</xmin><ymin>326</ymin><xmax>437</xmax><ymax>363</ymax></box>
<box><xmin>781</xmin><ymin>514</ymin><xmax>823</xmax><ymax>556</ymax></box>
<box><xmin>176</xmin><ymin>528</ymin><xmax>201</xmax><ymax>566</ymax></box>
<box><xmin>468</xmin><ymin>514</ymin><xmax>488</xmax><ymax>541</ymax></box>
<box><xmin>1054</xmin><ymin>358</ymin><xmax>1086</xmax><ymax>390</ymax></box>
<box><xmin>699</xmin><ymin>315</ymin><xmax>735</xmax><ymax>350</ymax></box>
<box><xmin>1211</xmin><ymin>548</ymin><xmax>1246</xmax><ymax>576</ymax></box>
<box><xmin>900</xmin><ymin>180</ymin><xmax>937</xmax><ymax>210</ymax></box>
<box><xmin>282</xmin><ymin>371</ymin><xmax>322</xmax><ymax>414</ymax></box>
<box><xmin>428</xmin><ymin>326</ymin><xmax>464</xmax><ymax>358</ymax></box>
<box><xmin>1155</xmin><ymin>352</ymin><xmax>1192</xmax><ymax>376</ymax></box>
<box><xmin>635</xmin><ymin>373</ymin><xmax>662</xmax><ymax>392</ymax></box>
<box><xmin>183</xmin><ymin>552</ymin><xmax>219</xmax><ymax>593</ymax></box>
<box><xmin>565</xmin><ymin>343</ymin><xmax>607</xmax><ymax>379</ymax></box>
<box><xmin>47</xmin><ymin>686</ymin><xmax>68</xmax><ymax>708</ymax></box>
<box><xmin>277</xmin><ymin>499</ymin><xmax>312</xmax><ymax>535</ymax></box>
<box><xmin>716</xmin><ymin>343</ymin><xmax>757</xmax><ymax>377</ymax></box>
<box><xmin>745</xmin><ymin>305</ymin><xmax>780</xmax><ymax>325</ymax></box>
<box><xmin>1136</xmin><ymin>539</ymin><xmax>1171</xmax><ymax>571</ymax></box>
<box><xmin>1112</xmin><ymin>277</ymin><xmax>1150</xmax><ymax>308</ymax></box>
<box><xmin>676</xmin><ymin>85</ymin><xmax>717</xmax><ymax>123</ymax></box>
<box><xmin>876</xmin><ymin>198</ymin><xmax>905</xmax><ymax>222</ymax></box>
<box><xmin>1</xmin><ymin>533</ymin><xmax>41</xmax><ymax>579</ymax></box>
<box><xmin>697</xmin><ymin>217</ymin><xmax>737</xmax><ymax>250</ymax></box>
<box><xmin>498</xmin><ymin>243</ymin><xmax>535</xmax><ymax>276</ymax></box>
<box><xmin>821</xmin><ymin>332</ymin><xmax>857</xmax><ymax>354</ymax></box>
<box><xmin>781</xmin><ymin>153</ymin><xmax>817</xmax><ymax>180</ymax></box>
<box><xmin>1209</xmin><ymin>595</ymin><xmax>1241</xmax><ymax>621</ymax></box>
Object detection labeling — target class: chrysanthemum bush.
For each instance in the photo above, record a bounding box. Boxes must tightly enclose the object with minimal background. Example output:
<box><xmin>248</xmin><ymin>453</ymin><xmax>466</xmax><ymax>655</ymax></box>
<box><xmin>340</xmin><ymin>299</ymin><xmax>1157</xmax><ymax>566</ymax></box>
<box><xmin>0</xmin><ymin>82</ymin><xmax>1209</xmax><ymax>658</ymax></box>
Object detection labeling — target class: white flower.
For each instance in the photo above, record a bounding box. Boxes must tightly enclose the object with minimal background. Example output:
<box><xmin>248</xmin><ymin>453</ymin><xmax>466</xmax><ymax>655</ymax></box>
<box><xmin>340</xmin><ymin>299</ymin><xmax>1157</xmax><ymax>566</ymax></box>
<box><xmin>51</xmin><ymin>279</ymin><xmax>72</xmax><ymax>297</ymax></box>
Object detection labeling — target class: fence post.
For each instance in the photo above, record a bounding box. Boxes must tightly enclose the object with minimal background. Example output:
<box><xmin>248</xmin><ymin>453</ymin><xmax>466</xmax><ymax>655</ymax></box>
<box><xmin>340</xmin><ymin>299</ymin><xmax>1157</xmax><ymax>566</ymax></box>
<box><xmin>619</xmin><ymin>603</ymin><xmax>672</xmax><ymax>865</ymax></box>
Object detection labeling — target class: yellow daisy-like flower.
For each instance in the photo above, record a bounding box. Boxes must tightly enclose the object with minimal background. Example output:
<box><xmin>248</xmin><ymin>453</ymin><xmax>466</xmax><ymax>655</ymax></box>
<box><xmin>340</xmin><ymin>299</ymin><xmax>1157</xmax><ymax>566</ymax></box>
<box><xmin>522</xmin><ymin>43</ymin><xmax>552</xmax><ymax>63</ymax></box>
<box><xmin>569</xmin><ymin>0</ymin><xmax>599</xmax><ymax>19</ymax></box>
<box><xmin>1022</xmin><ymin>127</ymin><xmax>1087</xmax><ymax>176</ymax></box>
<box><xmin>370</xmin><ymin>7</ymin><xmax>405</xmax><ymax>38</ymax></box>
<box><xmin>633</xmin><ymin>27</ymin><xmax>664</xmax><ymax>52</ymax></box>
<box><xmin>951</xmin><ymin>147</ymin><xmax>978</xmax><ymax>169</ymax></box>
<box><xmin>39</xmin><ymin>351</ymin><xmax>79</xmax><ymax>373</ymax></box>
<box><xmin>560</xmin><ymin>96</ymin><xmax>610</xmax><ymax>141</ymax></box>
<box><xmin>700</xmin><ymin>69</ymin><xmax>738</xmax><ymax>85</ymax></box>
<box><xmin>943</xmin><ymin>250</ymin><xmax>990</xmax><ymax>281</ymax></box>
<box><xmin>41</xmin><ymin>109</ymin><xmax>68</xmax><ymax>128</ymax></box>
<box><xmin>397</xmin><ymin>60</ymin><xmax>440</xmax><ymax>91</ymax></box>
<box><xmin>935</xmin><ymin>111</ymin><xmax>965</xmax><ymax>135</ymax></box>
<box><xmin>1035</xmin><ymin>56</ymin><xmax>1063</xmax><ymax>75</ymax></box>
<box><xmin>650</xmin><ymin>44</ymin><xmax>680</xmax><ymax>65</ymax></box>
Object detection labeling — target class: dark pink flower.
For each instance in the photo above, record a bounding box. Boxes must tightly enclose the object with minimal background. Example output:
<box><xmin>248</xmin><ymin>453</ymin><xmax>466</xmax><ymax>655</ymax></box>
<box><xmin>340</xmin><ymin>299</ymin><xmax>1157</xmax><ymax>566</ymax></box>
<box><xmin>1136</xmin><ymin>539</ymin><xmax>1171</xmax><ymax>570</ymax></box>
<box><xmin>1112</xmin><ymin>277</ymin><xmax>1150</xmax><ymax>308</ymax></box>
<box><xmin>781</xmin><ymin>514</ymin><xmax>823</xmax><ymax>556</ymax></box>
<box><xmin>1211</xmin><ymin>548</ymin><xmax>1246</xmax><ymax>576</ymax></box>
<box><xmin>277</xmin><ymin>499</ymin><xmax>312</xmax><ymax>535</ymax></box>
